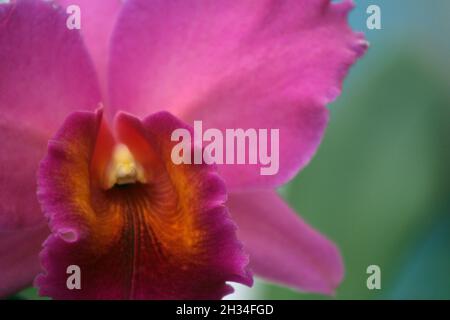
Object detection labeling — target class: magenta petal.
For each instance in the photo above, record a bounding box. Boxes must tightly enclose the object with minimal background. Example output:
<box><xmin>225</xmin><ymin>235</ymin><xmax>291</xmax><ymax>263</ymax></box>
<box><xmin>108</xmin><ymin>0</ymin><xmax>367</xmax><ymax>189</ymax></box>
<box><xmin>0</xmin><ymin>0</ymin><xmax>101</xmax><ymax>229</ymax></box>
<box><xmin>0</xmin><ymin>223</ymin><xmax>49</xmax><ymax>297</ymax></box>
<box><xmin>56</xmin><ymin>0</ymin><xmax>122</xmax><ymax>94</ymax></box>
<box><xmin>227</xmin><ymin>190</ymin><xmax>344</xmax><ymax>295</ymax></box>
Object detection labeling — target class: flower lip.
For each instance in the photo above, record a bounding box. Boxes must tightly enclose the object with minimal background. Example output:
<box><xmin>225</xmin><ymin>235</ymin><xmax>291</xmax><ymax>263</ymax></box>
<box><xmin>36</xmin><ymin>110</ymin><xmax>252</xmax><ymax>299</ymax></box>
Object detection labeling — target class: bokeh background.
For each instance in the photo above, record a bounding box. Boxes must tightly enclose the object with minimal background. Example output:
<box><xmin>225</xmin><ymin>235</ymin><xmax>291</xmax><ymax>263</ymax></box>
<box><xmin>11</xmin><ymin>0</ymin><xmax>450</xmax><ymax>300</ymax></box>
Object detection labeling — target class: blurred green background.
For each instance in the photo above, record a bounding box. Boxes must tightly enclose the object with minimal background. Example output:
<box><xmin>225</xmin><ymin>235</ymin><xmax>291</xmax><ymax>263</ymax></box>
<box><xmin>11</xmin><ymin>0</ymin><xmax>450</xmax><ymax>300</ymax></box>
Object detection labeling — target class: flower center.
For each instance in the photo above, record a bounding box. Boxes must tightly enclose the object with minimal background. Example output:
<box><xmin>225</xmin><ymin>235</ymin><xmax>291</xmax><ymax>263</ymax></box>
<box><xmin>105</xmin><ymin>144</ymin><xmax>146</xmax><ymax>188</ymax></box>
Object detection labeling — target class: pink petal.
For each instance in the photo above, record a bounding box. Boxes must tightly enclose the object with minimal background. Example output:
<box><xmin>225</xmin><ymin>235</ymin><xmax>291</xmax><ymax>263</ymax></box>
<box><xmin>0</xmin><ymin>0</ymin><xmax>101</xmax><ymax>229</ymax></box>
<box><xmin>35</xmin><ymin>110</ymin><xmax>252</xmax><ymax>299</ymax></box>
<box><xmin>108</xmin><ymin>0</ymin><xmax>367</xmax><ymax>190</ymax></box>
<box><xmin>0</xmin><ymin>223</ymin><xmax>49</xmax><ymax>298</ymax></box>
<box><xmin>227</xmin><ymin>190</ymin><xmax>344</xmax><ymax>295</ymax></box>
<box><xmin>56</xmin><ymin>0</ymin><xmax>122</xmax><ymax>95</ymax></box>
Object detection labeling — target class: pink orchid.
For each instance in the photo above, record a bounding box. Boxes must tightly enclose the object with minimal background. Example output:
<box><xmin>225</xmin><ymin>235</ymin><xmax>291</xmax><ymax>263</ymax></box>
<box><xmin>0</xmin><ymin>0</ymin><xmax>366</xmax><ymax>299</ymax></box>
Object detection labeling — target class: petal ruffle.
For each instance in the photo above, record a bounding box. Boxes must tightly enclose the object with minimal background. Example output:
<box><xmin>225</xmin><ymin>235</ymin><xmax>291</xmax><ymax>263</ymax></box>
<box><xmin>108</xmin><ymin>0</ymin><xmax>367</xmax><ymax>190</ymax></box>
<box><xmin>0</xmin><ymin>0</ymin><xmax>101</xmax><ymax>229</ymax></box>
<box><xmin>227</xmin><ymin>190</ymin><xmax>343</xmax><ymax>295</ymax></box>
<box><xmin>35</xmin><ymin>110</ymin><xmax>252</xmax><ymax>299</ymax></box>
<box><xmin>0</xmin><ymin>223</ymin><xmax>49</xmax><ymax>297</ymax></box>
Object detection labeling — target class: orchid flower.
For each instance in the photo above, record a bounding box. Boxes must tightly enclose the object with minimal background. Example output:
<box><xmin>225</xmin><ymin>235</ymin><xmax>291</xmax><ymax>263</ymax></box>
<box><xmin>0</xmin><ymin>0</ymin><xmax>367</xmax><ymax>299</ymax></box>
